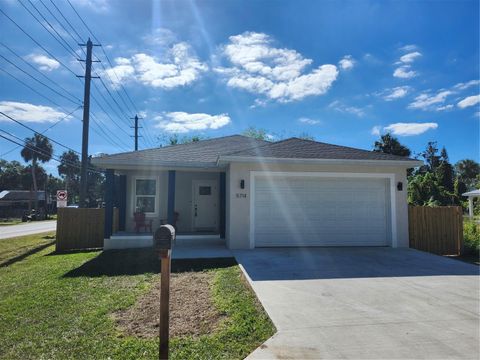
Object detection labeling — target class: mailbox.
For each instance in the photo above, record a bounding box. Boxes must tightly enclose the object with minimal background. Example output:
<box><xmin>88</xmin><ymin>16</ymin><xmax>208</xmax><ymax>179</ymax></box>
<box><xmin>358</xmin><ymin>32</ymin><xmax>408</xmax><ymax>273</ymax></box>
<box><xmin>154</xmin><ymin>224</ymin><xmax>176</xmax><ymax>251</ymax></box>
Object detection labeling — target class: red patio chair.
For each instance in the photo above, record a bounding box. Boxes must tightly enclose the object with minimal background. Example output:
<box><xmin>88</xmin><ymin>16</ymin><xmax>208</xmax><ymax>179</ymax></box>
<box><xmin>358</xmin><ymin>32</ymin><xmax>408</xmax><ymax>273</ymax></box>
<box><xmin>133</xmin><ymin>211</ymin><xmax>153</xmax><ymax>233</ymax></box>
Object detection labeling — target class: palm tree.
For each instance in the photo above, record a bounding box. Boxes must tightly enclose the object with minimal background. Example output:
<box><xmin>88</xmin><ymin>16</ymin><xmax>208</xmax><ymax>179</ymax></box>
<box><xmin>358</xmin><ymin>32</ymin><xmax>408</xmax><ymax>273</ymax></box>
<box><xmin>455</xmin><ymin>159</ymin><xmax>480</xmax><ymax>188</ymax></box>
<box><xmin>21</xmin><ymin>134</ymin><xmax>53</xmax><ymax>212</ymax></box>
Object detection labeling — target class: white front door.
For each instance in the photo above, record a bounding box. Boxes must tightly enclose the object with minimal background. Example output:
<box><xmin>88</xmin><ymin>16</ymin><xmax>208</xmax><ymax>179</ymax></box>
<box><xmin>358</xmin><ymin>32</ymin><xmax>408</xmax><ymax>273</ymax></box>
<box><xmin>192</xmin><ymin>180</ymin><xmax>218</xmax><ymax>231</ymax></box>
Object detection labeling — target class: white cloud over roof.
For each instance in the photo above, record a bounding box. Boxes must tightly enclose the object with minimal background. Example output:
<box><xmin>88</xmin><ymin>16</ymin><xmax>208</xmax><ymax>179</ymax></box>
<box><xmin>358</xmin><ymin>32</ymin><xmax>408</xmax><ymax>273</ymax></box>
<box><xmin>215</xmin><ymin>32</ymin><xmax>338</xmax><ymax>103</ymax></box>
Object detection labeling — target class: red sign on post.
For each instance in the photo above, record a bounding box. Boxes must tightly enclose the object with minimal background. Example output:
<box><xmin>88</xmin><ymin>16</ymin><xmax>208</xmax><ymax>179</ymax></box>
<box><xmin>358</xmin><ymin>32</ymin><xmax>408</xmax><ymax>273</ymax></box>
<box><xmin>56</xmin><ymin>190</ymin><xmax>68</xmax><ymax>208</ymax></box>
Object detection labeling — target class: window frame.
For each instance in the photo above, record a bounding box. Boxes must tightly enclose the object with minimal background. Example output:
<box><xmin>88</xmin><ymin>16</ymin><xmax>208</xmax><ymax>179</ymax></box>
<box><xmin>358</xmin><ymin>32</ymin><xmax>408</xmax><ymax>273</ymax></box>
<box><xmin>133</xmin><ymin>176</ymin><xmax>158</xmax><ymax>215</ymax></box>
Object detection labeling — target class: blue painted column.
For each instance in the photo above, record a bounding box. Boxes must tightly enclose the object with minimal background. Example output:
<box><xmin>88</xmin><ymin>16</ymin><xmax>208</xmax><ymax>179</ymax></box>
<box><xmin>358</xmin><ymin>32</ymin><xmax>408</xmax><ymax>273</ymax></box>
<box><xmin>104</xmin><ymin>169</ymin><xmax>114</xmax><ymax>239</ymax></box>
<box><xmin>118</xmin><ymin>175</ymin><xmax>127</xmax><ymax>231</ymax></box>
<box><xmin>219</xmin><ymin>172</ymin><xmax>226</xmax><ymax>238</ymax></box>
<box><xmin>167</xmin><ymin>170</ymin><xmax>176</xmax><ymax>225</ymax></box>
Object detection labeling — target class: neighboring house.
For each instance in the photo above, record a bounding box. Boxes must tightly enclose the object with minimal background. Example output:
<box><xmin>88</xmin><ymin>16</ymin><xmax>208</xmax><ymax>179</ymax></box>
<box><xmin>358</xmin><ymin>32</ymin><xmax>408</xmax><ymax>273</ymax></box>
<box><xmin>91</xmin><ymin>135</ymin><xmax>422</xmax><ymax>250</ymax></box>
<box><xmin>0</xmin><ymin>190</ymin><xmax>47</xmax><ymax>218</ymax></box>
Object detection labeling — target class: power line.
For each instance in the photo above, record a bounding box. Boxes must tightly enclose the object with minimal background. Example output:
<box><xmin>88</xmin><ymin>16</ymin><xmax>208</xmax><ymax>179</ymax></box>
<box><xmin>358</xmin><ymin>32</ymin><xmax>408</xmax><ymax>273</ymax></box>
<box><xmin>48</xmin><ymin>0</ymin><xmax>83</xmax><ymax>44</ymax></box>
<box><xmin>0</xmin><ymin>8</ymin><xmax>77</xmax><ymax>76</ymax></box>
<box><xmin>18</xmin><ymin>0</ymin><xmax>78</xmax><ymax>58</ymax></box>
<box><xmin>0</xmin><ymin>106</ymin><xmax>82</xmax><ymax>157</ymax></box>
<box><xmin>0</xmin><ymin>111</ymin><xmax>81</xmax><ymax>155</ymax></box>
<box><xmin>0</xmin><ymin>132</ymin><xmax>103</xmax><ymax>174</ymax></box>
<box><xmin>0</xmin><ymin>42</ymin><xmax>82</xmax><ymax>104</ymax></box>
<box><xmin>0</xmin><ymin>54</ymin><xmax>81</xmax><ymax>105</ymax></box>
<box><xmin>0</xmin><ymin>67</ymin><xmax>66</xmax><ymax>109</ymax></box>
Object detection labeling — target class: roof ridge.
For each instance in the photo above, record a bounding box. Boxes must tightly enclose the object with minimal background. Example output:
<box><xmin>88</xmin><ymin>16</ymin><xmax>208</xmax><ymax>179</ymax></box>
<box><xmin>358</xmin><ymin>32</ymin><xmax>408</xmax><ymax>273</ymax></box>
<box><xmin>287</xmin><ymin>137</ymin><xmax>413</xmax><ymax>160</ymax></box>
<box><xmin>96</xmin><ymin>134</ymin><xmax>257</xmax><ymax>158</ymax></box>
<box><xmin>223</xmin><ymin>137</ymin><xmax>276</xmax><ymax>156</ymax></box>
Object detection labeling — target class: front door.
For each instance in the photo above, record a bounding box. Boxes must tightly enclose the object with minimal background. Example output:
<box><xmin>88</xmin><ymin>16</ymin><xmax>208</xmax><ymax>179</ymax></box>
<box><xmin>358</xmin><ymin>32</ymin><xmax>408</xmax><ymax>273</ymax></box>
<box><xmin>192</xmin><ymin>180</ymin><xmax>218</xmax><ymax>232</ymax></box>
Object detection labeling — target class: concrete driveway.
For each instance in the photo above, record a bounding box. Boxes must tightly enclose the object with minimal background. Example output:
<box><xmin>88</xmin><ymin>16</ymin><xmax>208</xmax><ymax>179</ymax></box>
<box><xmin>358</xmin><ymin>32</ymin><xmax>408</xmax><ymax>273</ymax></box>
<box><xmin>0</xmin><ymin>220</ymin><xmax>56</xmax><ymax>239</ymax></box>
<box><xmin>234</xmin><ymin>248</ymin><xmax>479</xmax><ymax>359</ymax></box>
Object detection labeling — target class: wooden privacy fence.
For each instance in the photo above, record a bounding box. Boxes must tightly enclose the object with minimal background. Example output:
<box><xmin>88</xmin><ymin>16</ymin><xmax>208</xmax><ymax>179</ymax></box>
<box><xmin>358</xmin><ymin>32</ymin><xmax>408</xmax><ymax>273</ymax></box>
<box><xmin>409</xmin><ymin>206</ymin><xmax>463</xmax><ymax>256</ymax></box>
<box><xmin>56</xmin><ymin>207</ymin><xmax>118</xmax><ymax>252</ymax></box>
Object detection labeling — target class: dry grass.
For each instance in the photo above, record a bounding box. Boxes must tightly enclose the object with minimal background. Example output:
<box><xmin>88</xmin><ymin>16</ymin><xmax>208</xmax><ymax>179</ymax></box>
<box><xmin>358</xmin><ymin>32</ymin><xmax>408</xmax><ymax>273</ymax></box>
<box><xmin>113</xmin><ymin>271</ymin><xmax>225</xmax><ymax>338</ymax></box>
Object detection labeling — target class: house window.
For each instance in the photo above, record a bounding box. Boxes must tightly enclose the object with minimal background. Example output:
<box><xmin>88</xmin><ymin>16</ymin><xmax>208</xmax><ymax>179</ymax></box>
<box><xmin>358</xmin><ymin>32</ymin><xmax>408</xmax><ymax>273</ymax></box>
<box><xmin>199</xmin><ymin>186</ymin><xmax>211</xmax><ymax>195</ymax></box>
<box><xmin>135</xmin><ymin>179</ymin><xmax>156</xmax><ymax>213</ymax></box>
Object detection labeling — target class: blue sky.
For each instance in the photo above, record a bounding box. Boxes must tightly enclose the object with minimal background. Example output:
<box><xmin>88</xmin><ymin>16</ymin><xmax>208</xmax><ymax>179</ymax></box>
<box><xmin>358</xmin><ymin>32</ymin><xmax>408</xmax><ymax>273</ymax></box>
<box><xmin>0</xmin><ymin>0</ymin><xmax>479</xmax><ymax>176</ymax></box>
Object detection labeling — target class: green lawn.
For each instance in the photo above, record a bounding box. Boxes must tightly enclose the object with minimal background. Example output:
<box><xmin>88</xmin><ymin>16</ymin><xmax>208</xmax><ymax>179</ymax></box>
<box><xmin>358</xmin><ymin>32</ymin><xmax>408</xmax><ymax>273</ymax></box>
<box><xmin>0</xmin><ymin>218</ymin><xmax>23</xmax><ymax>226</ymax></box>
<box><xmin>0</xmin><ymin>232</ymin><xmax>55</xmax><ymax>266</ymax></box>
<box><xmin>0</xmin><ymin>234</ymin><xmax>275</xmax><ymax>359</ymax></box>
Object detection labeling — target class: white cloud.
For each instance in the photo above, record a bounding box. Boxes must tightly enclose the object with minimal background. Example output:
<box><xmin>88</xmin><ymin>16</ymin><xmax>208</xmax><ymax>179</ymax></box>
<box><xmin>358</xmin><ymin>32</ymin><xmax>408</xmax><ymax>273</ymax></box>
<box><xmin>393</xmin><ymin>65</ymin><xmax>417</xmax><ymax>79</ymax></box>
<box><xmin>0</xmin><ymin>101</ymin><xmax>70</xmax><ymax>123</ymax></box>
<box><xmin>399</xmin><ymin>44</ymin><xmax>418</xmax><ymax>52</ymax></box>
<box><xmin>154</xmin><ymin>112</ymin><xmax>231</xmax><ymax>133</ymax></box>
<box><xmin>383</xmin><ymin>122</ymin><xmax>438</xmax><ymax>136</ymax></box>
<box><xmin>70</xmin><ymin>0</ymin><xmax>109</xmax><ymax>12</ymax></box>
<box><xmin>142</xmin><ymin>28</ymin><xmax>176</xmax><ymax>46</ymax></box>
<box><xmin>382</xmin><ymin>86</ymin><xmax>411</xmax><ymax>101</ymax></box>
<box><xmin>298</xmin><ymin>117</ymin><xmax>320</xmax><ymax>125</ymax></box>
<box><xmin>453</xmin><ymin>79</ymin><xmax>480</xmax><ymax>90</ymax></box>
<box><xmin>215</xmin><ymin>32</ymin><xmax>338</xmax><ymax>103</ymax></box>
<box><xmin>393</xmin><ymin>46</ymin><xmax>422</xmax><ymax>79</ymax></box>
<box><xmin>339</xmin><ymin>55</ymin><xmax>355</xmax><ymax>70</ymax></box>
<box><xmin>328</xmin><ymin>100</ymin><xmax>366</xmax><ymax>117</ymax></box>
<box><xmin>26</xmin><ymin>54</ymin><xmax>60</xmax><ymax>72</ymax></box>
<box><xmin>458</xmin><ymin>95</ymin><xmax>480</xmax><ymax>109</ymax></box>
<box><xmin>399</xmin><ymin>51</ymin><xmax>422</xmax><ymax>63</ymax></box>
<box><xmin>371</xmin><ymin>125</ymin><xmax>382</xmax><ymax>136</ymax></box>
<box><xmin>408</xmin><ymin>90</ymin><xmax>453</xmax><ymax>111</ymax></box>
<box><xmin>104</xmin><ymin>42</ymin><xmax>207</xmax><ymax>89</ymax></box>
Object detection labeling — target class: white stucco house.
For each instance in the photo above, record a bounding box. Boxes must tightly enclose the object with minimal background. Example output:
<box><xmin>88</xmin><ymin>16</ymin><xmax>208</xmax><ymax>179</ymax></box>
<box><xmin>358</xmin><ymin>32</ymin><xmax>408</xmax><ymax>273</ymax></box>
<box><xmin>91</xmin><ymin>135</ymin><xmax>422</xmax><ymax>250</ymax></box>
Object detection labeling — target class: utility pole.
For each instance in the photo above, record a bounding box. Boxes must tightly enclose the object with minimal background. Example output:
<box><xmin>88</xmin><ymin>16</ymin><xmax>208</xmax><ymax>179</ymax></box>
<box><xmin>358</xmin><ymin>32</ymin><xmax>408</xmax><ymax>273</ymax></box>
<box><xmin>130</xmin><ymin>114</ymin><xmax>143</xmax><ymax>151</ymax></box>
<box><xmin>78</xmin><ymin>38</ymin><xmax>99</xmax><ymax>208</ymax></box>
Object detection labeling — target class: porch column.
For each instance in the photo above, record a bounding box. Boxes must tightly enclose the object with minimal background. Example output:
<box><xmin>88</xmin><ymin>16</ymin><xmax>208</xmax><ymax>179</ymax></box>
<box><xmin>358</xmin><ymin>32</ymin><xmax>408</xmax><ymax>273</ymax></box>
<box><xmin>167</xmin><ymin>170</ymin><xmax>176</xmax><ymax>225</ymax></box>
<box><xmin>118</xmin><ymin>175</ymin><xmax>127</xmax><ymax>231</ymax></box>
<box><xmin>219</xmin><ymin>172</ymin><xmax>226</xmax><ymax>238</ymax></box>
<box><xmin>104</xmin><ymin>169</ymin><xmax>114</xmax><ymax>239</ymax></box>
<box><xmin>468</xmin><ymin>197</ymin><xmax>474</xmax><ymax>218</ymax></box>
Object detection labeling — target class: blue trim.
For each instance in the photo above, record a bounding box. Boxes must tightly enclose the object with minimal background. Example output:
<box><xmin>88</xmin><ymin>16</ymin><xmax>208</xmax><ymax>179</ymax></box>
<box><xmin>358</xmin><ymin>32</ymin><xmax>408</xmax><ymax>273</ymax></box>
<box><xmin>104</xmin><ymin>169</ymin><xmax>114</xmax><ymax>239</ymax></box>
<box><xmin>118</xmin><ymin>175</ymin><xmax>127</xmax><ymax>231</ymax></box>
<box><xmin>167</xmin><ymin>170</ymin><xmax>176</xmax><ymax>225</ymax></box>
<box><xmin>219</xmin><ymin>172</ymin><xmax>226</xmax><ymax>238</ymax></box>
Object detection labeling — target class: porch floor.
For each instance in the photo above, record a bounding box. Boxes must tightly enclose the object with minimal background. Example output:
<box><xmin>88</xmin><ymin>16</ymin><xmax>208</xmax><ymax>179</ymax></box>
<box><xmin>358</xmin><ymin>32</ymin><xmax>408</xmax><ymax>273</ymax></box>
<box><xmin>105</xmin><ymin>232</ymin><xmax>232</xmax><ymax>259</ymax></box>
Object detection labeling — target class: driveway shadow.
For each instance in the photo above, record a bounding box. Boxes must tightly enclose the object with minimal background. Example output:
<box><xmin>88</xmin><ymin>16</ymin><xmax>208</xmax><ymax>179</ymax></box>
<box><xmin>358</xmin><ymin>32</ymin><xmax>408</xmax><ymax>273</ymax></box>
<box><xmin>63</xmin><ymin>248</ymin><xmax>236</xmax><ymax>277</ymax></box>
<box><xmin>234</xmin><ymin>247</ymin><xmax>480</xmax><ymax>281</ymax></box>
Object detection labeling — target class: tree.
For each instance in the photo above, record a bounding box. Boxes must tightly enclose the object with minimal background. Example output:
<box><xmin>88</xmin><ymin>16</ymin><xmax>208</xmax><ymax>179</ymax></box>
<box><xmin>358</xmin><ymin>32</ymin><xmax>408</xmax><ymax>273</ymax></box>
<box><xmin>373</xmin><ymin>133</ymin><xmax>411</xmax><ymax>157</ymax></box>
<box><xmin>435</xmin><ymin>147</ymin><xmax>454</xmax><ymax>193</ymax></box>
<box><xmin>242</xmin><ymin>126</ymin><xmax>271</xmax><ymax>141</ymax></box>
<box><xmin>58</xmin><ymin>150</ymin><xmax>81</xmax><ymax>203</ymax></box>
<box><xmin>455</xmin><ymin>159</ymin><xmax>480</xmax><ymax>189</ymax></box>
<box><xmin>0</xmin><ymin>160</ymin><xmax>25</xmax><ymax>190</ymax></box>
<box><xmin>157</xmin><ymin>134</ymin><xmax>206</xmax><ymax>146</ymax></box>
<box><xmin>20</xmin><ymin>134</ymin><xmax>53</xmax><ymax>211</ymax></box>
<box><xmin>420</xmin><ymin>141</ymin><xmax>441</xmax><ymax>172</ymax></box>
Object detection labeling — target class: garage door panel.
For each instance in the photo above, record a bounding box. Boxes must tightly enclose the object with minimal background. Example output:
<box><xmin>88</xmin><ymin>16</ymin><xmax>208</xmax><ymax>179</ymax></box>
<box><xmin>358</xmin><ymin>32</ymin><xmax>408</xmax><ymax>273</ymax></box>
<box><xmin>253</xmin><ymin>176</ymin><xmax>390</xmax><ymax>247</ymax></box>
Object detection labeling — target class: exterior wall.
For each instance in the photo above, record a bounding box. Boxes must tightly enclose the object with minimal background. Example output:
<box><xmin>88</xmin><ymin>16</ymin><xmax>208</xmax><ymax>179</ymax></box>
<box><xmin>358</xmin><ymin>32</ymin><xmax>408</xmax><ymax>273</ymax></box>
<box><xmin>123</xmin><ymin>169</ymin><xmax>220</xmax><ymax>233</ymax></box>
<box><xmin>125</xmin><ymin>170</ymin><xmax>168</xmax><ymax>232</ymax></box>
<box><xmin>226</xmin><ymin>162</ymin><xmax>409</xmax><ymax>249</ymax></box>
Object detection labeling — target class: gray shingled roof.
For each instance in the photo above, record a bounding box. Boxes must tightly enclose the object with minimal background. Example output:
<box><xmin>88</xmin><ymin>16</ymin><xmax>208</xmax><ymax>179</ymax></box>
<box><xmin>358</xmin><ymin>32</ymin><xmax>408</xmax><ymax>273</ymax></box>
<box><xmin>223</xmin><ymin>137</ymin><xmax>418</xmax><ymax>162</ymax></box>
<box><xmin>92</xmin><ymin>135</ymin><xmax>419</xmax><ymax>168</ymax></box>
<box><xmin>92</xmin><ymin>135</ymin><xmax>269</xmax><ymax>167</ymax></box>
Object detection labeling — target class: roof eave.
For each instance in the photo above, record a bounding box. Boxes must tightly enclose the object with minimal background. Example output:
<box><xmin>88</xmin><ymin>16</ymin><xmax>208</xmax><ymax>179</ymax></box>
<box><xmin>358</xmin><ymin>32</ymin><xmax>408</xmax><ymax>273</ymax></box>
<box><xmin>91</xmin><ymin>158</ymin><xmax>224</xmax><ymax>170</ymax></box>
<box><xmin>217</xmin><ymin>156</ymin><xmax>423</xmax><ymax>167</ymax></box>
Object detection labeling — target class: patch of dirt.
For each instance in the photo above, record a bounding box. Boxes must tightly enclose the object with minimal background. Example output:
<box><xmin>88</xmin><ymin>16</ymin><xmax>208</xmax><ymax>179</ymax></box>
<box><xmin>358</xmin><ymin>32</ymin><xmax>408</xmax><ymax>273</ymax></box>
<box><xmin>113</xmin><ymin>271</ymin><xmax>225</xmax><ymax>338</ymax></box>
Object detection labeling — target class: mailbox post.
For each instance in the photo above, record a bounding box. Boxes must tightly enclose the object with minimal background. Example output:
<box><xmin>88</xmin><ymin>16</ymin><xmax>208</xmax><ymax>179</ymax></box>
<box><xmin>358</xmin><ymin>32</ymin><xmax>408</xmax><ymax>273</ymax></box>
<box><xmin>154</xmin><ymin>225</ymin><xmax>175</xmax><ymax>360</ymax></box>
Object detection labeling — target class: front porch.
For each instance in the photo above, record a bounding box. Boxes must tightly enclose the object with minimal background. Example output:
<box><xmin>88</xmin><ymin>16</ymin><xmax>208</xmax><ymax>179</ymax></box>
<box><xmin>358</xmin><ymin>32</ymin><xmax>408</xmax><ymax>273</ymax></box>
<box><xmin>103</xmin><ymin>168</ymin><xmax>227</xmax><ymax>250</ymax></box>
<box><xmin>104</xmin><ymin>232</ymin><xmax>232</xmax><ymax>258</ymax></box>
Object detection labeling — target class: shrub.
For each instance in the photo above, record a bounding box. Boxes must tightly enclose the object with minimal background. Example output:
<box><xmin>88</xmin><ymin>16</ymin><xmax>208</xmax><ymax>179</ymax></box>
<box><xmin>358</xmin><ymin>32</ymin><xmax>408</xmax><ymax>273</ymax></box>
<box><xmin>463</xmin><ymin>220</ymin><xmax>480</xmax><ymax>255</ymax></box>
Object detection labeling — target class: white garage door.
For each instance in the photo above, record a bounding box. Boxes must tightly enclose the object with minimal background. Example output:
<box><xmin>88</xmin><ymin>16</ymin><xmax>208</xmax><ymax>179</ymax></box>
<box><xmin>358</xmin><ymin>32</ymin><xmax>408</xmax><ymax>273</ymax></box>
<box><xmin>253</xmin><ymin>175</ymin><xmax>391</xmax><ymax>247</ymax></box>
